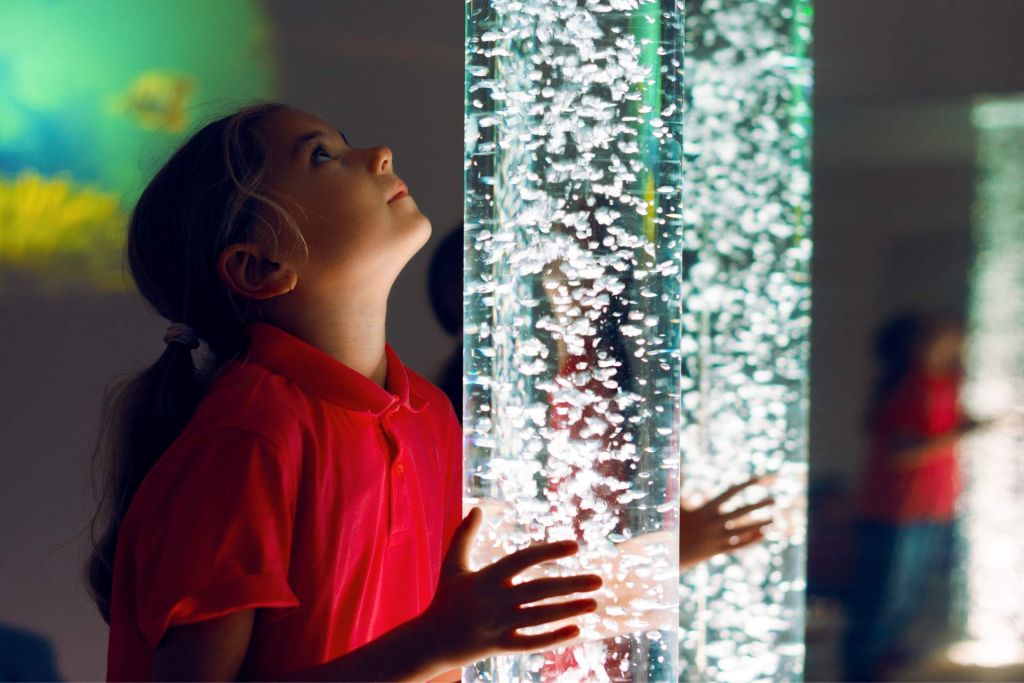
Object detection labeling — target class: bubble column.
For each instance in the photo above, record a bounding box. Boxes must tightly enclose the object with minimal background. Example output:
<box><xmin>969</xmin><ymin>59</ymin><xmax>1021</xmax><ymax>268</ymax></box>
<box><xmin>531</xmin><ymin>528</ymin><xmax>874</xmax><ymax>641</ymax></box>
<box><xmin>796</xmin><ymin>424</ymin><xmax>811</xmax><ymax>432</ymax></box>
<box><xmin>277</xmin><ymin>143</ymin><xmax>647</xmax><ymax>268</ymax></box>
<box><xmin>464</xmin><ymin>0</ymin><xmax>684</xmax><ymax>680</ymax></box>
<box><xmin>950</xmin><ymin>98</ymin><xmax>1024</xmax><ymax>668</ymax></box>
<box><xmin>678</xmin><ymin>1</ymin><xmax>813</xmax><ymax>681</ymax></box>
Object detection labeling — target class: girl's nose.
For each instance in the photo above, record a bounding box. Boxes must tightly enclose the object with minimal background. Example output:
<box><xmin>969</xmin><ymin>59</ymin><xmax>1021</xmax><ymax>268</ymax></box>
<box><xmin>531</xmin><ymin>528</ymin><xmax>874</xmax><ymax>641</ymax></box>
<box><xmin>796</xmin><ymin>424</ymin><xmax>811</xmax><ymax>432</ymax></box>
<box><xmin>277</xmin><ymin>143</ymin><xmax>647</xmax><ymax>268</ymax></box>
<box><xmin>368</xmin><ymin>146</ymin><xmax>393</xmax><ymax>174</ymax></box>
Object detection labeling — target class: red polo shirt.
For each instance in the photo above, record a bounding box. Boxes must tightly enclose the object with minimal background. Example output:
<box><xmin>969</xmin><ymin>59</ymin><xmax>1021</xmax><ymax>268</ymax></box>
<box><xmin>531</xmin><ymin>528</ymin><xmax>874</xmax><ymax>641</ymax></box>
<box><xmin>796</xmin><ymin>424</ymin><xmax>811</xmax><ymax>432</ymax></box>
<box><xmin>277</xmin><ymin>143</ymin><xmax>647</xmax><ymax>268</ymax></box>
<box><xmin>859</xmin><ymin>371</ymin><xmax>962</xmax><ymax>523</ymax></box>
<box><xmin>106</xmin><ymin>322</ymin><xmax>463</xmax><ymax>681</ymax></box>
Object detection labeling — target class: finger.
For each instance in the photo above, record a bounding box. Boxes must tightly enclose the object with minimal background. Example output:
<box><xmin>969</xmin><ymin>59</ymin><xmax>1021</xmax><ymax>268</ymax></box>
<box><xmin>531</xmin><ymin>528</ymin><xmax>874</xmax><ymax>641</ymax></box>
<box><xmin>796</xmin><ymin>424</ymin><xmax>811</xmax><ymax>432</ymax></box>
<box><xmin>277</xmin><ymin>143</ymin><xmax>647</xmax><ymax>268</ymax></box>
<box><xmin>509</xmin><ymin>598</ymin><xmax>598</xmax><ymax>629</ymax></box>
<box><xmin>719</xmin><ymin>528</ymin><xmax>766</xmax><ymax>552</ymax></box>
<box><xmin>717</xmin><ymin>519</ymin><xmax>771</xmax><ymax>539</ymax></box>
<box><xmin>718</xmin><ymin>497</ymin><xmax>774</xmax><ymax>523</ymax></box>
<box><xmin>507</xmin><ymin>575</ymin><xmax>603</xmax><ymax>606</ymax></box>
<box><xmin>704</xmin><ymin>476</ymin><xmax>765</xmax><ymax>510</ymax></box>
<box><xmin>441</xmin><ymin>507</ymin><xmax>482</xmax><ymax>575</ymax></box>
<box><xmin>486</xmin><ymin>540</ymin><xmax>579</xmax><ymax>581</ymax></box>
<box><xmin>502</xmin><ymin>625</ymin><xmax>581</xmax><ymax>652</ymax></box>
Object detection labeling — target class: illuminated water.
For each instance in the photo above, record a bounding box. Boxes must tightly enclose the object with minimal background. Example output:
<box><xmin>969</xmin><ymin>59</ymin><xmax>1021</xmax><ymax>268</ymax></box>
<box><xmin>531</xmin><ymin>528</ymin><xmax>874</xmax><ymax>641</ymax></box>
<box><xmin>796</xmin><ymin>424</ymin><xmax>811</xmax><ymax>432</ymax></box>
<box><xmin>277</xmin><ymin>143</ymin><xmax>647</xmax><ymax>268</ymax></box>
<box><xmin>679</xmin><ymin>1</ymin><xmax>813</xmax><ymax>682</ymax></box>
<box><xmin>952</xmin><ymin>97</ymin><xmax>1024</xmax><ymax>667</ymax></box>
<box><xmin>464</xmin><ymin>0</ymin><xmax>812</xmax><ymax>680</ymax></box>
<box><xmin>464</xmin><ymin>0</ymin><xmax>683</xmax><ymax>680</ymax></box>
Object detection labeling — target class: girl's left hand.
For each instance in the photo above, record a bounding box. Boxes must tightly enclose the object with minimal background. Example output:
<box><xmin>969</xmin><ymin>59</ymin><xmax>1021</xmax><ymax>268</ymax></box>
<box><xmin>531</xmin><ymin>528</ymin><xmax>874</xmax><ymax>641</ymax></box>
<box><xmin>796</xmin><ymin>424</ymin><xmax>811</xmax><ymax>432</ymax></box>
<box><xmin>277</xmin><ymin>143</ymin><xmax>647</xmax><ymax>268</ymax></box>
<box><xmin>679</xmin><ymin>477</ymin><xmax>774</xmax><ymax>569</ymax></box>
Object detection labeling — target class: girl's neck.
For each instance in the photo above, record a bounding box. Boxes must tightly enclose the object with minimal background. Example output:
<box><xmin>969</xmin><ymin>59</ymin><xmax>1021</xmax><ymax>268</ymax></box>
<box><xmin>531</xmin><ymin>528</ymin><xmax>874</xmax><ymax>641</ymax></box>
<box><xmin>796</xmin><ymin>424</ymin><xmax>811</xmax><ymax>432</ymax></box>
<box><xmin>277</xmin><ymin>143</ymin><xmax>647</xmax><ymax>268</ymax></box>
<box><xmin>915</xmin><ymin>362</ymin><xmax>956</xmax><ymax>382</ymax></box>
<box><xmin>264</xmin><ymin>297</ymin><xmax>389</xmax><ymax>388</ymax></box>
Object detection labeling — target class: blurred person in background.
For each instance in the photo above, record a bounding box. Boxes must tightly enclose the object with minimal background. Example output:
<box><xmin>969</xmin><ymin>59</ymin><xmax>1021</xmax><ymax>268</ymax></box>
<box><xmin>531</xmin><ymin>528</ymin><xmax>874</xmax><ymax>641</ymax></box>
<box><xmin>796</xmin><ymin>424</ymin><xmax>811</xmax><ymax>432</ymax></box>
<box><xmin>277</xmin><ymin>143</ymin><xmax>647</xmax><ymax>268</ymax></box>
<box><xmin>843</xmin><ymin>311</ymin><xmax>990</xmax><ymax>681</ymax></box>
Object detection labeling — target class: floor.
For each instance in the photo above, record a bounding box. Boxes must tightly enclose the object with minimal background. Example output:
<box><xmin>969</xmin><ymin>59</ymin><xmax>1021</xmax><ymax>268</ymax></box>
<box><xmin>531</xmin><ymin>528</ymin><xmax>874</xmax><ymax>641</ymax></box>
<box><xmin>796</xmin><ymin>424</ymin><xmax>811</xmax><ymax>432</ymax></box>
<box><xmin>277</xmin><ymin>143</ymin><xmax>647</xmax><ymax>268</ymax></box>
<box><xmin>805</xmin><ymin>594</ymin><xmax>1024</xmax><ymax>682</ymax></box>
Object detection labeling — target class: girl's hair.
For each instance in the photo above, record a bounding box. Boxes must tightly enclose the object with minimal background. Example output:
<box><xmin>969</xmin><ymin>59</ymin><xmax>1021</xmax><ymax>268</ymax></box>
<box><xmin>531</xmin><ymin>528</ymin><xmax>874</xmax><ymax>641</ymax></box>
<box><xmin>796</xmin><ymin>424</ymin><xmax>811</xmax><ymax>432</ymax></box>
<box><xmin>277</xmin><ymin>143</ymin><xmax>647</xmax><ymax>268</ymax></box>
<box><xmin>865</xmin><ymin>310</ymin><xmax>962</xmax><ymax>427</ymax></box>
<box><xmin>872</xmin><ymin>312</ymin><xmax>929</xmax><ymax>395</ymax></box>
<box><xmin>86</xmin><ymin>101</ymin><xmax>304</xmax><ymax>623</ymax></box>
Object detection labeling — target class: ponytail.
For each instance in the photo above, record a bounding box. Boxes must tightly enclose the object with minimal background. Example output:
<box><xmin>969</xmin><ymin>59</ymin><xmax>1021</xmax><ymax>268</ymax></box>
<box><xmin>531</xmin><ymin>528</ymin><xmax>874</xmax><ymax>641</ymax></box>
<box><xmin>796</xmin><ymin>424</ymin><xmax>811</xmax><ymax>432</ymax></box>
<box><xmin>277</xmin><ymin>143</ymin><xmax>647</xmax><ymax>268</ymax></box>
<box><xmin>87</xmin><ymin>340</ymin><xmax>205</xmax><ymax>622</ymax></box>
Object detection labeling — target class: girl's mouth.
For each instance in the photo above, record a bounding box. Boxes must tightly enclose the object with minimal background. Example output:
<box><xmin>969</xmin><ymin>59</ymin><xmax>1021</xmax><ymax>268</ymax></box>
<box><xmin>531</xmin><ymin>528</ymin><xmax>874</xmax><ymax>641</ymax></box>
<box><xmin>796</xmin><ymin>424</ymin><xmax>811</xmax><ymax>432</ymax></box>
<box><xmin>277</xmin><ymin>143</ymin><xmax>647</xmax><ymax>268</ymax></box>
<box><xmin>388</xmin><ymin>182</ymin><xmax>410</xmax><ymax>203</ymax></box>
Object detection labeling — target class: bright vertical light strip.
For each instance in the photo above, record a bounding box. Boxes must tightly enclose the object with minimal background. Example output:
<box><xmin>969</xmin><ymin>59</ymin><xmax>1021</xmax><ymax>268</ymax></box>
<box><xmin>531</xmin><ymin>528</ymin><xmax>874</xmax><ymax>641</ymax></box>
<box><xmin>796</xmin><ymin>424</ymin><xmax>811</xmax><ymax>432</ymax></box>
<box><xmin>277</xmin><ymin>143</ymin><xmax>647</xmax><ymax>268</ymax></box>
<box><xmin>949</xmin><ymin>97</ymin><xmax>1024</xmax><ymax>668</ymax></box>
<box><xmin>464</xmin><ymin>0</ymin><xmax>683</xmax><ymax>680</ymax></box>
<box><xmin>678</xmin><ymin>1</ymin><xmax>813</xmax><ymax>682</ymax></box>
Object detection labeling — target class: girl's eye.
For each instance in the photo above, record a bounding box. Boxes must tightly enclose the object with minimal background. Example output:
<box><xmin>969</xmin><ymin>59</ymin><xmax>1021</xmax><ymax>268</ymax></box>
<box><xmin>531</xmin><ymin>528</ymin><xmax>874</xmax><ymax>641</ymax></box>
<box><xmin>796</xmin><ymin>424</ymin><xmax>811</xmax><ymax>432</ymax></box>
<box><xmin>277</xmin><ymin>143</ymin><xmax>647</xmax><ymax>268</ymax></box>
<box><xmin>311</xmin><ymin>144</ymin><xmax>332</xmax><ymax>165</ymax></box>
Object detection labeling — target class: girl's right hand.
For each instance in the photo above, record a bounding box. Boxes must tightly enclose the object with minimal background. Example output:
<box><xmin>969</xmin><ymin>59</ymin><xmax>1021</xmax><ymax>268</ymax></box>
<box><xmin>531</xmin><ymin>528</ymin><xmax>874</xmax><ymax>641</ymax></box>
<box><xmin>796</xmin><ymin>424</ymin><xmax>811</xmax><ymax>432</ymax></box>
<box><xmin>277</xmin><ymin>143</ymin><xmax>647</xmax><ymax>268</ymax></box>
<box><xmin>420</xmin><ymin>507</ymin><xmax>603</xmax><ymax>669</ymax></box>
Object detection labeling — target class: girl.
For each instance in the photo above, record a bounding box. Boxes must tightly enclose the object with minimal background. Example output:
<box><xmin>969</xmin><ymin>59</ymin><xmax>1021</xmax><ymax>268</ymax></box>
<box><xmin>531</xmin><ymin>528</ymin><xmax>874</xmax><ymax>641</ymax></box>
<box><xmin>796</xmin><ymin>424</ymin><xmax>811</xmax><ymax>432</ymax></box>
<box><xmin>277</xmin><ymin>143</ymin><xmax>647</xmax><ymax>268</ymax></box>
<box><xmin>87</xmin><ymin>102</ymin><xmax>603</xmax><ymax>682</ymax></box>
<box><xmin>842</xmin><ymin>312</ymin><xmax>987</xmax><ymax>681</ymax></box>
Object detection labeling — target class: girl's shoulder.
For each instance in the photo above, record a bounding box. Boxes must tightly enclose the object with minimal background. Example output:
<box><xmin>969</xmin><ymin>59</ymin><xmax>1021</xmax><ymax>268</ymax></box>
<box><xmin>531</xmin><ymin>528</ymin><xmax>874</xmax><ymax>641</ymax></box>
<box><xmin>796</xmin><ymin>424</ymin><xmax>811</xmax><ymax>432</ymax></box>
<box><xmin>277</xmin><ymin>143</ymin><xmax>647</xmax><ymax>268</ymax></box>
<box><xmin>120</xmin><ymin>361</ymin><xmax>312</xmax><ymax>542</ymax></box>
<box><xmin>190</xmin><ymin>357</ymin><xmax>317</xmax><ymax>449</ymax></box>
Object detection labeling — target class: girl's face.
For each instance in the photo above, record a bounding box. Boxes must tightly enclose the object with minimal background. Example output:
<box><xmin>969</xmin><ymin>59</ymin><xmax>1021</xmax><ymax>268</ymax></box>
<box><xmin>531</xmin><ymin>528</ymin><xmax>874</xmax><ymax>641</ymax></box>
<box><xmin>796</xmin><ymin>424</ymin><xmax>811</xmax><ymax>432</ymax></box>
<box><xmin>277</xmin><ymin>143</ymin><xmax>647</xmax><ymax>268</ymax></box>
<box><xmin>259</xmin><ymin>107</ymin><xmax>431</xmax><ymax>301</ymax></box>
<box><xmin>920</xmin><ymin>324</ymin><xmax>964</xmax><ymax>375</ymax></box>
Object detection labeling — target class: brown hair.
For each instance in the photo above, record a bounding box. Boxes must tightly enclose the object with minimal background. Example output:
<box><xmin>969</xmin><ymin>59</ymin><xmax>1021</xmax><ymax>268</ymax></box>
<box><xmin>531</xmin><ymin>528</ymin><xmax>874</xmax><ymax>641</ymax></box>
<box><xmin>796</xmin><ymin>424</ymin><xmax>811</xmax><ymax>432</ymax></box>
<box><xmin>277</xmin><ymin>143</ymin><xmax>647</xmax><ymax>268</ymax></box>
<box><xmin>86</xmin><ymin>102</ymin><xmax>304</xmax><ymax>623</ymax></box>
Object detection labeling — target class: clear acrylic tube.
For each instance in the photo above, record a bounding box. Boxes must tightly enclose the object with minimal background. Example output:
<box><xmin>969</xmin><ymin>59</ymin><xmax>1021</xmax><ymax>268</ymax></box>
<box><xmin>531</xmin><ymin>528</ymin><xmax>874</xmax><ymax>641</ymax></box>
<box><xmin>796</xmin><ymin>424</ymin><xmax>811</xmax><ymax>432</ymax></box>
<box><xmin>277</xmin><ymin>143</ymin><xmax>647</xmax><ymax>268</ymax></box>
<box><xmin>949</xmin><ymin>97</ymin><xmax>1024</xmax><ymax>668</ymax></box>
<box><xmin>464</xmin><ymin>0</ymin><xmax>684</xmax><ymax>680</ymax></box>
<box><xmin>678</xmin><ymin>2</ymin><xmax>813</xmax><ymax>681</ymax></box>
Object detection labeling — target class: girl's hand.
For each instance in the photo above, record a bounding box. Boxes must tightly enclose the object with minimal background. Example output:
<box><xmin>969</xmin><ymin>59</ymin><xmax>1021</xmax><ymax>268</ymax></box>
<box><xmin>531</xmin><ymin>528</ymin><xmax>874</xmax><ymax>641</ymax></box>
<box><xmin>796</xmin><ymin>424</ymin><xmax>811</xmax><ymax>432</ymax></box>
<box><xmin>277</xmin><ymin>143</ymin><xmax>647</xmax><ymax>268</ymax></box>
<box><xmin>981</xmin><ymin>407</ymin><xmax>1024</xmax><ymax>431</ymax></box>
<box><xmin>679</xmin><ymin>477</ymin><xmax>774</xmax><ymax>569</ymax></box>
<box><xmin>421</xmin><ymin>507</ymin><xmax>603</xmax><ymax>669</ymax></box>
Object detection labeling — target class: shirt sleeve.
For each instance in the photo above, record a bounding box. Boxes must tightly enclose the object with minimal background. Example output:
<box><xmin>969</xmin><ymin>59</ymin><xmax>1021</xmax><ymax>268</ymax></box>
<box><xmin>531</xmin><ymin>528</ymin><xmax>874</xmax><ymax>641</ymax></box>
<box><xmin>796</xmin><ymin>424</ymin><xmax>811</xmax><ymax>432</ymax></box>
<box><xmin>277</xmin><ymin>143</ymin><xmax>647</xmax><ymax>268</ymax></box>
<box><xmin>134</xmin><ymin>427</ymin><xmax>301</xmax><ymax>648</ymax></box>
<box><xmin>441</xmin><ymin>404</ymin><xmax>464</xmax><ymax>556</ymax></box>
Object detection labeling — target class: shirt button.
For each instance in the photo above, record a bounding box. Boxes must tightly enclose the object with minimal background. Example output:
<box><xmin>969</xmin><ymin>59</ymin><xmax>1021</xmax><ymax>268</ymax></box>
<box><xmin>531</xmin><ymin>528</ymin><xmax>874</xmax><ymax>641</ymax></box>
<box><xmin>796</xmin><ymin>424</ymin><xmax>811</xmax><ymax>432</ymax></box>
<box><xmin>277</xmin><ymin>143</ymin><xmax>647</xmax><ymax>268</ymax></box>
<box><xmin>394</xmin><ymin>463</ymin><xmax>405</xmax><ymax>478</ymax></box>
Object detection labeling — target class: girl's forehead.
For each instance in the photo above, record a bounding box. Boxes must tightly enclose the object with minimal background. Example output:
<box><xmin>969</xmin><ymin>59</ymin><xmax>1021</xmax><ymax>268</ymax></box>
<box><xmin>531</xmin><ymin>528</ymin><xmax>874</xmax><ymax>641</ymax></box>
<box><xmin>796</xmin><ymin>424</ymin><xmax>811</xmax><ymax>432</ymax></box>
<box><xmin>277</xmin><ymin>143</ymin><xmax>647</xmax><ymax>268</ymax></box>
<box><xmin>267</xmin><ymin>108</ymin><xmax>332</xmax><ymax>141</ymax></box>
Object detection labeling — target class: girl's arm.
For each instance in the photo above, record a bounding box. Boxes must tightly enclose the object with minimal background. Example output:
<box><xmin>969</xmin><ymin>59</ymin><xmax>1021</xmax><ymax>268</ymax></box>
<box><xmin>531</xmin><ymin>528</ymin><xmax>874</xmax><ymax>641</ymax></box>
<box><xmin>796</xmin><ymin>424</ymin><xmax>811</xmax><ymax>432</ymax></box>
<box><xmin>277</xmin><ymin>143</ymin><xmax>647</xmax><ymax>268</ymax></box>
<box><xmin>152</xmin><ymin>508</ymin><xmax>601</xmax><ymax>682</ymax></box>
<box><xmin>280</xmin><ymin>613</ymin><xmax>458</xmax><ymax>682</ymax></box>
<box><xmin>470</xmin><ymin>479</ymin><xmax>774</xmax><ymax>651</ymax></box>
<box><xmin>888</xmin><ymin>417</ymin><xmax>987</xmax><ymax>471</ymax></box>
<box><xmin>152</xmin><ymin>608</ymin><xmax>447</xmax><ymax>682</ymax></box>
<box><xmin>152</xmin><ymin>609</ymin><xmax>255</xmax><ymax>681</ymax></box>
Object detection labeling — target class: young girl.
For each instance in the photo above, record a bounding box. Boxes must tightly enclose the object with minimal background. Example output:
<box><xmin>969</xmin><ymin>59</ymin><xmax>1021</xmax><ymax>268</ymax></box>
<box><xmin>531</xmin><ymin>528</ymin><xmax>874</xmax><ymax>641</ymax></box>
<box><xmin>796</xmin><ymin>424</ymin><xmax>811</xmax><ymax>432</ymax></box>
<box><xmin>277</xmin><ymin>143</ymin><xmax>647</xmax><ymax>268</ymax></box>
<box><xmin>87</xmin><ymin>102</ymin><xmax>604</xmax><ymax>682</ymax></box>
<box><xmin>842</xmin><ymin>312</ymin><xmax>987</xmax><ymax>681</ymax></box>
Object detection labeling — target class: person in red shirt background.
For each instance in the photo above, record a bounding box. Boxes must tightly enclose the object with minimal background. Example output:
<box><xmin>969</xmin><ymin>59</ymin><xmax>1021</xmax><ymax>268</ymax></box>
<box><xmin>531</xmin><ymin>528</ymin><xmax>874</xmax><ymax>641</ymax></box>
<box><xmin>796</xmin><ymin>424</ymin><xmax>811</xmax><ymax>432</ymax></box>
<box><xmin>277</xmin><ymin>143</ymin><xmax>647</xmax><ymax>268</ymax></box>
<box><xmin>842</xmin><ymin>312</ymin><xmax>990</xmax><ymax>681</ymax></box>
<box><xmin>86</xmin><ymin>102</ymin><xmax>605</xmax><ymax>682</ymax></box>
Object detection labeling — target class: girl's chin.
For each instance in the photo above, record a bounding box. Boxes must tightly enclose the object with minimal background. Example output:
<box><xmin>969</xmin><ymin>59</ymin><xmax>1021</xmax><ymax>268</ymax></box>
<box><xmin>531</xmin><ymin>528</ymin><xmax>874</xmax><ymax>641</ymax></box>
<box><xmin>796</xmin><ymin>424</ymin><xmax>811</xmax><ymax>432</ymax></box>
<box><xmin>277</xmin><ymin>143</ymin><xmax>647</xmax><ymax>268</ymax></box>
<box><xmin>407</xmin><ymin>213</ymin><xmax>433</xmax><ymax>240</ymax></box>
<box><xmin>385</xmin><ymin>215</ymin><xmax>432</xmax><ymax>257</ymax></box>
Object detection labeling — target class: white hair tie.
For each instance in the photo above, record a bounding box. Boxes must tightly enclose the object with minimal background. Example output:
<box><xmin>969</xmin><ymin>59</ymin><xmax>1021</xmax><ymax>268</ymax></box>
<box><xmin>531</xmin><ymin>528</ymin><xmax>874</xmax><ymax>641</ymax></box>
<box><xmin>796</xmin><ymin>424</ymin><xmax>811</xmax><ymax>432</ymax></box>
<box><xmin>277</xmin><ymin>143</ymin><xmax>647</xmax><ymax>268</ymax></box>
<box><xmin>163</xmin><ymin>322</ymin><xmax>200</xmax><ymax>350</ymax></box>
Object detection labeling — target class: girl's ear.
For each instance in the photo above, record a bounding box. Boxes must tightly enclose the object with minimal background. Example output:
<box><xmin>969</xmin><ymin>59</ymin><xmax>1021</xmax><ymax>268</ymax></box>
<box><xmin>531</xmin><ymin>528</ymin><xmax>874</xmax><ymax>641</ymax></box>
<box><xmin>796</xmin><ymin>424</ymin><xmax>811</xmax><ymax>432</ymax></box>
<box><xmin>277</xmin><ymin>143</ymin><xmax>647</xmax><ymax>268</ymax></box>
<box><xmin>217</xmin><ymin>243</ymin><xmax>298</xmax><ymax>300</ymax></box>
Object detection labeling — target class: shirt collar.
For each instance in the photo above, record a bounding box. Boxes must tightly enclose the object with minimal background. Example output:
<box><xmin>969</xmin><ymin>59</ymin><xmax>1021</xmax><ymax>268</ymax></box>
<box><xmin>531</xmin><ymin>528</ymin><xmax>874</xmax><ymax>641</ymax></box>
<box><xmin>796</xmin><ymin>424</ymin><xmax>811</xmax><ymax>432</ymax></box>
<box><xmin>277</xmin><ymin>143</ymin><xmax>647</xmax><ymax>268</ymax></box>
<box><xmin>241</xmin><ymin>322</ymin><xmax>426</xmax><ymax>416</ymax></box>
